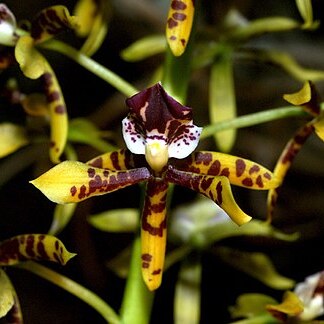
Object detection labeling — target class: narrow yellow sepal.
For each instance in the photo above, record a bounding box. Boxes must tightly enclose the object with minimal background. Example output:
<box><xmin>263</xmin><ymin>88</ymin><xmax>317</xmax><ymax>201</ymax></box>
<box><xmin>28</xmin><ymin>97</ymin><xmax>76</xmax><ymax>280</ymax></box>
<box><xmin>166</xmin><ymin>0</ymin><xmax>195</xmax><ymax>56</ymax></box>
<box><xmin>30</xmin><ymin>161</ymin><xmax>150</xmax><ymax>204</ymax></box>
<box><xmin>141</xmin><ymin>222</ymin><xmax>167</xmax><ymax>291</ymax></box>
<box><xmin>141</xmin><ymin>179</ymin><xmax>168</xmax><ymax>290</ymax></box>
<box><xmin>184</xmin><ymin>151</ymin><xmax>280</xmax><ymax>190</ymax></box>
<box><xmin>43</xmin><ymin>65</ymin><xmax>68</xmax><ymax>164</ymax></box>
<box><xmin>0</xmin><ymin>234</ymin><xmax>76</xmax><ymax>266</ymax></box>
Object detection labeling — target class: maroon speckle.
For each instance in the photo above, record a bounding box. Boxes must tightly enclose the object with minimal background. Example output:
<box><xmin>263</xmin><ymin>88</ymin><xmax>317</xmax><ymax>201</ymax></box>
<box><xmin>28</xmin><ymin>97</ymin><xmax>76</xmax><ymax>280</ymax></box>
<box><xmin>236</xmin><ymin>159</ymin><xmax>246</xmax><ymax>177</ymax></box>
<box><xmin>89</xmin><ymin>157</ymin><xmax>103</xmax><ymax>168</ymax></box>
<box><xmin>263</xmin><ymin>172</ymin><xmax>271</xmax><ymax>180</ymax></box>
<box><xmin>169</xmin><ymin>35</ymin><xmax>177</xmax><ymax>41</ymax></box>
<box><xmin>180</xmin><ymin>38</ymin><xmax>186</xmax><ymax>46</ymax></box>
<box><xmin>111</xmin><ymin>151</ymin><xmax>121</xmax><ymax>170</ymax></box>
<box><xmin>172</xmin><ymin>12</ymin><xmax>187</xmax><ymax>21</ymax></box>
<box><xmin>201</xmin><ymin>177</ymin><xmax>213</xmax><ymax>191</ymax></box>
<box><xmin>54</xmin><ymin>105</ymin><xmax>66</xmax><ymax>114</ymax></box>
<box><xmin>208</xmin><ymin>159</ymin><xmax>221</xmax><ymax>175</ymax></box>
<box><xmin>152</xmin><ymin>269</ymin><xmax>162</xmax><ymax>275</ymax></box>
<box><xmin>142</xmin><ymin>262</ymin><xmax>150</xmax><ymax>269</ymax></box>
<box><xmin>78</xmin><ymin>184</ymin><xmax>87</xmax><ymax>199</ymax></box>
<box><xmin>256</xmin><ymin>175</ymin><xmax>264</xmax><ymax>188</ymax></box>
<box><xmin>171</xmin><ymin>0</ymin><xmax>187</xmax><ymax>10</ymax></box>
<box><xmin>242</xmin><ymin>177</ymin><xmax>253</xmax><ymax>187</ymax></box>
<box><xmin>141</xmin><ymin>253</ymin><xmax>152</xmax><ymax>262</ymax></box>
<box><xmin>70</xmin><ymin>186</ymin><xmax>77</xmax><ymax>196</ymax></box>
<box><xmin>87</xmin><ymin>168</ymin><xmax>95</xmax><ymax>178</ymax></box>
<box><xmin>216</xmin><ymin>181</ymin><xmax>223</xmax><ymax>205</ymax></box>
<box><xmin>249</xmin><ymin>164</ymin><xmax>260</xmax><ymax>175</ymax></box>
<box><xmin>220</xmin><ymin>168</ymin><xmax>230</xmax><ymax>177</ymax></box>
<box><xmin>55</xmin><ymin>240</ymin><xmax>60</xmax><ymax>250</ymax></box>
<box><xmin>167</xmin><ymin>17</ymin><xmax>178</xmax><ymax>29</ymax></box>
<box><xmin>47</xmin><ymin>91</ymin><xmax>60</xmax><ymax>102</ymax></box>
<box><xmin>25</xmin><ymin>235</ymin><xmax>35</xmax><ymax>258</ymax></box>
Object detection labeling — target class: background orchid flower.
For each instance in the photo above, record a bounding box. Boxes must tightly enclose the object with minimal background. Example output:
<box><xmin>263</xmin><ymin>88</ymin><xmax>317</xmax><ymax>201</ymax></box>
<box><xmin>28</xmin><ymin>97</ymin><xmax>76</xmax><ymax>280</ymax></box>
<box><xmin>31</xmin><ymin>82</ymin><xmax>279</xmax><ymax>291</ymax></box>
<box><xmin>267</xmin><ymin>81</ymin><xmax>324</xmax><ymax>222</ymax></box>
<box><xmin>73</xmin><ymin>0</ymin><xmax>111</xmax><ymax>56</ymax></box>
<box><xmin>0</xmin><ymin>4</ymin><xmax>78</xmax><ymax>163</ymax></box>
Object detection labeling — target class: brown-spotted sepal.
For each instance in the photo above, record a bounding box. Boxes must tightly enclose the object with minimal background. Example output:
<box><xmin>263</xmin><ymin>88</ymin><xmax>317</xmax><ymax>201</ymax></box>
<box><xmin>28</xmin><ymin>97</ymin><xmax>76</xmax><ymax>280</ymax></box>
<box><xmin>267</xmin><ymin>81</ymin><xmax>322</xmax><ymax>221</ymax></box>
<box><xmin>31</xmin><ymin>5</ymin><xmax>79</xmax><ymax>44</ymax></box>
<box><xmin>141</xmin><ymin>178</ymin><xmax>168</xmax><ymax>290</ymax></box>
<box><xmin>122</xmin><ymin>83</ymin><xmax>202</xmax><ymax>172</ymax></box>
<box><xmin>42</xmin><ymin>67</ymin><xmax>68</xmax><ymax>163</ymax></box>
<box><xmin>0</xmin><ymin>4</ymin><xmax>18</xmax><ymax>46</ymax></box>
<box><xmin>87</xmin><ymin>148</ymin><xmax>146</xmax><ymax>171</ymax></box>
<box><xmin>0</xmin><ymin>234</ymin><xmax>76</xmax><ymax>266</ymax></box>
<box><xmin>30</xmin><ymin>160</ymin><xmax>151</xmax><ymax>204</ymax></box>
<box><xmin>172</xmin><ymin>151</ymin><xmax>280</xmax><ymax>190</ymax></box>
<box><xmin>166</xmin><ymin>0</ymin><xmax>195</xmax><ymax>56</ymax></box>
<box><xmin>166</xmin><ymin>165</ymin><xmax>251</xmax><ymax>225</ymax></box>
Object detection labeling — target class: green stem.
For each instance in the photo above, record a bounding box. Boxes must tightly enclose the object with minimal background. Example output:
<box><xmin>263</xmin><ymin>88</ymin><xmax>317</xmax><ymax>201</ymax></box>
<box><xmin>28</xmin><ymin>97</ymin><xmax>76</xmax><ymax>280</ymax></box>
<box><xmin>200</xmin><ymin>106</ymin><xmax>309</xmax><ymax>139</ymax></box>
<box><xmin>16</xmin><ymin>261</ymin><xmax>120</xmax><ymax>324</ymax></box>
<box><xmin>120</xmin><ymin>235</ymin><xmax>154</xmax><ymax>324</ymax></box>
<box><xmin>40</xmin><ymin>39</ymin><xmax>138</xmax><ymax>97</ymax></box>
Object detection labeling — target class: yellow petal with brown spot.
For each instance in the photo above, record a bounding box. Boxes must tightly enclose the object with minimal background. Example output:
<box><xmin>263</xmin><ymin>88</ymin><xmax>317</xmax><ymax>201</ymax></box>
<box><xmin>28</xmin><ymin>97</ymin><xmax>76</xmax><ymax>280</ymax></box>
<box><xmin>173</xmin><ymin>151</ymin><xmax>280</xmax><ymax>190</ymax></box>
<box><xmin>0</xmin><ymin>234</ymin><xmax>76</xmax><ymax>266</ymax></box>
<box><xmin>166</xmin><ymin>0</ymin><xmax>195</xmax><ymax>56</ymax></box>
<box><xmin>30</xmin><ymin>160</ymin><xmax>151</xmax><ymax>204</ymax></box>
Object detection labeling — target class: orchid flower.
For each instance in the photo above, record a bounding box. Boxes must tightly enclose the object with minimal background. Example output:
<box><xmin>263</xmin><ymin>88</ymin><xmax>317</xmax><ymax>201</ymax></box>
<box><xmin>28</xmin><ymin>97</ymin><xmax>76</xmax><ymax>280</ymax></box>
<box><xmin>267</xmin><ymin>81</ymin><xmax>324</xmax><ymax>222</ymax></box>
<box><xmin>31</xmin><ymin>82</ymin><xmax>280</xmax><ymax>291</ymax></box>
<box><xmin>0</xmin><ymin>4</ymin><xmax>79</xmax><ymax>163</ymax></box>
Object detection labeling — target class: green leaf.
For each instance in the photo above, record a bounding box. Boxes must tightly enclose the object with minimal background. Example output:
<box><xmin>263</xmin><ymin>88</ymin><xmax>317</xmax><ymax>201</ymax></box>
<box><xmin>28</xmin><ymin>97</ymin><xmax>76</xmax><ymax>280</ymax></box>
<box><xmin>0</xmin><ymin>269</ymin><xmax>15</xmax><ymax>318</ymax></box>
<box><xmin>121</xmin><ymin>35</ymin><xmax>166</xmax><ymax>62</ymax></box>
<box><xmin>225</xmin><ymin>17</ymin><xmax>300</xmax><ymax>43</ymax></box>
<box><xmin>88</xmin><ymin>208</ymin><xmax>139</xmax><ymax>232</ymax></box>
<box><xmin>209</xmin><ymin>48</ymin><xmax>237</xmax><ymax>152</ymax></box>
<box><xmin>216</xmin><ymin>247</ymin><xmax>295</xmax><ymax>290</ymax></box>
